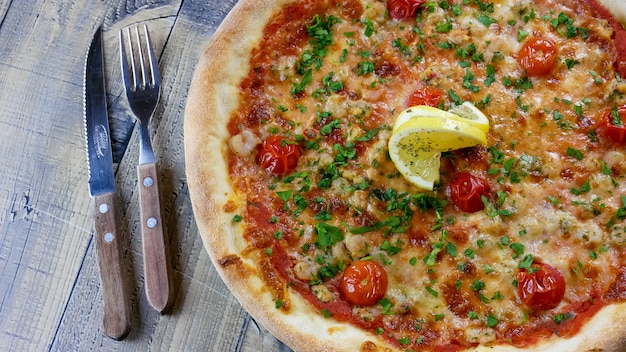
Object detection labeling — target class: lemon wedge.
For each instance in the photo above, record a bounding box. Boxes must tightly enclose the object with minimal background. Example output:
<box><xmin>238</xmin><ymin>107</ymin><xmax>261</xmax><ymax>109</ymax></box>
<box><xmin>393</xmin><ymin>102</ymin><xmax>490</xmax><ymax>133</ymax></box>
<box><xmin>448</xmin><ymin>102</ymin><xmax>490</xmax><ymax>133</ymax></box>
<box><xmin>389</xmin><ymin>149</ymin><xmax>442</xmax><ymax>190</ymax></box>
<box><xmin>388</xmin><ymin>105</ymin><xmax>489</xmax><ymax>190</ymax></box>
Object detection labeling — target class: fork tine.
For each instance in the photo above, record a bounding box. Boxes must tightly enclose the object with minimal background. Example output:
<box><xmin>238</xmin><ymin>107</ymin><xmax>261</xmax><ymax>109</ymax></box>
<box><xmin>119</xmin><ymin>28</ymin><xmax>131</xmax><ymax>91</ymax></box>
<box><xmin>143</xmin><ymin>25</ymin><xmax>160</xmax><ymax>88</ymax></box>
<box><xmin>120</xmin><ymin>27</ymin><xmax>139</xmax><ymax>92</ymax></box>
<box><xmin>120</xmin><ymin>25</ymin><xmax>160</xmax><ymax>92</ymax></box>
<box><xmin>129</xmin><ymin>27</ymin><xmax>141</xmax><ymax>91</ymax></box>
<box><xmin>133</xmin><ymin>26</ymin><xmax>147</xmax><ymax>89</ymax></box>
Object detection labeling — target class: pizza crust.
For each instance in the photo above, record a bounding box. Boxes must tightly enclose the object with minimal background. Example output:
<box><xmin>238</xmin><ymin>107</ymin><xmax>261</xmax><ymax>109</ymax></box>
<box><xmin>184</xmin><ymin>0</ymin><xmax>626</xmax><ymax>351</ymax></box>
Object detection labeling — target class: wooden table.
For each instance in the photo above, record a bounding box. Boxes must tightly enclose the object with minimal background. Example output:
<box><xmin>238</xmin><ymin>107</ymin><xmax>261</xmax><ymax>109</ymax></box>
<box><xmin>0</xmin><ymin>1</ymin><xmax>291</xmax><ymax>350</ymax></box>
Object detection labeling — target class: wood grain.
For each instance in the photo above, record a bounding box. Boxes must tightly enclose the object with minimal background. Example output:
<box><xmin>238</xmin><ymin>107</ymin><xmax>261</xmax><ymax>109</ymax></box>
<box><xmin>0</xmin><ymin>0</ymin><xmax>98</xmax><ymax>349</ymax></box>
<box><xmin>93</xmin><ymin>192</ymin><xmax>131</xmax><ymax>340</ymax></box>
<box><xmin>137</xmin><ymin>162</ymin><xmax>172</xmax><ymax>313</ymax></box>
<box><xmin>0</xmin><ymin>0</ymin><xmax>292</xmax><ymax>351</ymax></box>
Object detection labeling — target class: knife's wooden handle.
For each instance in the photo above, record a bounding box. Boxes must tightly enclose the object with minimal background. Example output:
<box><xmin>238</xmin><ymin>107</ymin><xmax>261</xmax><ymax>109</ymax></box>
<box><xmin>93</xmin><ymin>192</ymin><xmax>131</xmax><ymax>340</ymax></box>
<box><xmin>137</xmin><ymin>162</ymin><xmax>172</xmax><ymax>313</ymax></box>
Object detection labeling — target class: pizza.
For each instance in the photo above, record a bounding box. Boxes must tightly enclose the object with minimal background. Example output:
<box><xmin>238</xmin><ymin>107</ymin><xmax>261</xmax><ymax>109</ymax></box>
<box><xmin>184</xmin><ymin>0</ymin><xmax>626</xmax><ymax>351</ymax></box>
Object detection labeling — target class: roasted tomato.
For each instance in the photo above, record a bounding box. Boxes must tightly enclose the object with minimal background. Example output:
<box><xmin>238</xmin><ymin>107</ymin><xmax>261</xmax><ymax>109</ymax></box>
<box><xmin>340</xmin><ymin>260</ymin><xmax>388</xmax><ymax>306</ymax></box>
<box><xmin>448</xmin><ymin>172</ymin><xmax>491</xmax><ymax>213</ymax></box>
<box><xmin>256</xmin><ymin>135</ymin><xmax>302</xmax><ymax>175</ymax></box>
<box><xmin>601</xmin><ymin>104</ymin><xmax>626</xmax><ymax>144</ymax></box>
<box><xmin>407</xmin><ymin>86</ymin><xmax>444</xmax><ymax>107</ymax></box>
<box><xmin>517</xmin><ymin>37</ymin><xmax>558</xmax><ymax>76</ymax></box>
<box><xmin>387</xmin><ymin>0</ymin><xmax>426</xmax><ymax>20</ymax></box>
<box><xmin>517</xmin><ymin>261</ymin><xmax>566</xmax><ymax>310</ymax></box>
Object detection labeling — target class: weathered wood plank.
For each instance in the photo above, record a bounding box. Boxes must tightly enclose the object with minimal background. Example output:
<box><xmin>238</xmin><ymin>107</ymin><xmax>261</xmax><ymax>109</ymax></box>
<box><xmin>0</xmin><ymin>0</ymin><xmax>11</xmax><ymax>24</ymax></box>
<box><xmin>0</xmin><ymin>0</ymin><xmax>178</xmax><ymax>350</ymax></box>
<box><xmin>0</xmin><ymin>0</ymin><xmax>105</xmax><ymax>348</ymax></box>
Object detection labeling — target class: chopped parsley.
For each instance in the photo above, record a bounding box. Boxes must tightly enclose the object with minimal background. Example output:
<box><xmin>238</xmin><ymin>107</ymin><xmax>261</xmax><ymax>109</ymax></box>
<box><xmin>320</xmin><ymin>118</ymin><xmax>341</xmax><ymax>136</ymax></box>
<box><xmin>570</xmin><ymin>180</ymin><xmax>591</xmax><ymax>195</ymax></box>
<box><xmin>378</xmin><ymin>298</ymin><xmax>393</xmax><ymax>315</ymax></box>
<box><xmin>362</xmin><ymin>18</ymin><xmax>374</xmax><ymax>37</ymax></box>
<box><xmin>425</xmin><ymin>286</ymin><xmax>439</xmax><ymax>298</ymax></box>
<box><xmin>392</xmin><ymin>38</ymin><xmax>411</xmax><ymax>57</ymax></box>
<box><xmin>354</xmin><ymin>127</ymin><xmax>380</xmax><ymax>142</ymax></box>
<box><xmin>470</xmin><ymin>280</ymin><xmax>485</xmax><ymax>291</ymax></box>
<box><xmin>518</xmin><ymin>254</ymin><xmax>539</xmax><ymax>273</ymax></box>
<box><xmin>463</xmin><ymin>69</ymin><xmax>481</xmax><ymax>92</ymax></box>
<box><xmin>484</xmin><ymin>64</ymin><xmax>496</xmax><ymax>86</ymax></box>
<box><xmin>486</xmin><ymin>314</ymin><xmax>498</xmax><ymax>327</ymax></box>
<box><xmin>566</xmin><ymin>147</ymin><xmax>584</xmax><ymax>161</ymax></box>
<box><xmin>564</xmin><ymin>58</ymin><xmax>579</xmax><ymax>69</ymax></box>
<box><xmin>292</xmin><ymin>14</ymin><xmax>341</xmax><ymax>96</ymax></box>
<box><xmin>435</xmin><ymin>18</ymin><xmax>454</xmax><ymax>33</ymax></box>
<box><xmin>517</xmin><ymin>29</ymin><xmax>529</xmax><ymax>42</ymax></box>
<box><xmin>381</xmin><ymin>239</ymin><xmax>403</xmax><ymax>255</ymax></box>
<box><xmin>356</xmin><ymin>61</ymin><xmax>375</xmax><ymax>76</ymax></box>
<box><xmin>321</xmin><ymin>72</ymin><xmax>343</xmax><ymax>94</ymax></box>
<box><xmin>553</xmin><ymin>312</ymin><xmax>574</xmax><ymax>324</ymax></box>
<box><xmin>424</xmin><ymin>241</ymin><xmax>444</xmax><ymax>266</ymax></box>
<box><xmin>477</xmin><ymin>14</ymin><xmax>498</xmax><ymax>27</ymax></box>
<box><xmin>549</xmin><ymin>12</ymin><xmax>589</xmax><ymax>39</ymax></box>
<box><xmin>611</xmin><ymin>105</ymin><xmax>623</xmax><ymax>126</ymax></box>
<box><xmin>315</xmin><ymin>222</ymin><xmax>344</xmax><ymax>249</ymax></box>
<box><xmin>448</xmin><ymin>89</ymin><xmax>464</xmax><ymax>105</ymax></box>
<box><xmin>291</xmin><ymin>69</ymin><xmax>313</xmax><ymax>96</ymax></box>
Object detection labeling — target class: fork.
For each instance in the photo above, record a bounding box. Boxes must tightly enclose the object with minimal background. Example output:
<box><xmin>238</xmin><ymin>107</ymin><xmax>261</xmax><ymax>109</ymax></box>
<box><xmin>119</xmin><ymin>24</ymin><xmax>171</xmax><ymax>313</ymax></box>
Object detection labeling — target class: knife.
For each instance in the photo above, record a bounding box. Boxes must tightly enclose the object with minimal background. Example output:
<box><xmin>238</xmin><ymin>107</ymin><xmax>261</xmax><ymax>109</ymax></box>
<box><xmin>84</xmin><ymin>25</ymin><xmax>131</xmax><ymax>340</ymax></box>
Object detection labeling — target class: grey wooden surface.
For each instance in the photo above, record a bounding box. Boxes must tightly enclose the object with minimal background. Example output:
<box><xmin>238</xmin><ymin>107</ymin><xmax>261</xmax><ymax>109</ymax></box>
<box><xmin>0</xmin><ymin>0</ymin><xmax>292</xmax><ymax>351</ymax></box>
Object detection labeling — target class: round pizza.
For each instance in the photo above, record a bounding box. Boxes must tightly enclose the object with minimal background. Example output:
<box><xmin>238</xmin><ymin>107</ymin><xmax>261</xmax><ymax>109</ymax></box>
<box><xmin>184</xmin><ymin>0</ymin><xmax>626</xmax><ymax>350</ymax></box>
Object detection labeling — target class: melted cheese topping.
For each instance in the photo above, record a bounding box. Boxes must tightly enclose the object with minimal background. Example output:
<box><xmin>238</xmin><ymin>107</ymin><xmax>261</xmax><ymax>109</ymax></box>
<box><xmin>226</xmin><ymin>0</ymin><xmax>626</xmax><ymax>350</ymax></box>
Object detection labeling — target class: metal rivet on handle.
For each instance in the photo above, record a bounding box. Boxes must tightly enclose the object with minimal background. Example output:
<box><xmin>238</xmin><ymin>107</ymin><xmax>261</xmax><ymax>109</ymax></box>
<box><xmin>143</xmin><ymin>177</ymin><xmax>153</xmax><ymax>187</ymax></box>
<box><xmin>99</xmin><ymin>203</ymin><xmax>110</xmax><ymax>213</ymax></box>
<box><xmin>103</xmin><ymin>232</ymin><xmax>114</xmax><ymax>243</ymax></box>
<box><xmin>147</xmin><ymin>217</ymin><xmax>157</xmax><ymax>228</ymax></box>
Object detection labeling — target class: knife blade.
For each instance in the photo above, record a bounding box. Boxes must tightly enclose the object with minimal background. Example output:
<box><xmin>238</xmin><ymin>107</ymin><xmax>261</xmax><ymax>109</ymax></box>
<box><xmin>84</xmin><ymin>25</ymin><xmax>131</xmax><ymax>340</ymax></box>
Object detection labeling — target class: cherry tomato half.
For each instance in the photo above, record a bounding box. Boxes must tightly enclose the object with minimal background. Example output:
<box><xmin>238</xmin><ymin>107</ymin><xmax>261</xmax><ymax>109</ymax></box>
<box><xmin>256</xmin><ymin>135</ymin><xmax>302</xmax><ymax>175</ymax></box>
<box><xmin>407</xmin><ymin>86</ymin><xmax>444</xmax><ymax>108</ymax></box>
<box><xmin>448</xmin><ymin>172</ymin><xmax>491</xmax><ymax>213</ymax></box>
<box><xmin>601</xmin><ymin>104</ymin><xmax>626</xmax><ymax>144</ymax></box>
<box><xmin>517</xmin><ymin>37</ymin><xmax>558</xmax><ymax>76</ymax></box>
<box><xmin>517</xmin><ymin>262</ymin><xmax>566</xmax><ymax>310</ymax></box>
<box><xmin>387</xmin><ymin>0</ymin><xmax>426</xmax><ymax>20</ymax></box>
<box><xmin>340</xmin><ymin>260</ymin><xmax>388</xmax><ymax>306</ymax></box>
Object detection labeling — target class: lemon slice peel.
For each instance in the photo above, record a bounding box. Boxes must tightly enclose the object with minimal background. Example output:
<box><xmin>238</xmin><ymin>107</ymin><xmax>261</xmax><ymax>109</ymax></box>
<box><xmin>390</xmin><ymin>117</ymin><xmax>487</xmax><ymax>152</ymax></box>
<box><xmin>393</xmin><ymin>103</ymin><xmax>490</xmax><ymax>133</ymax></box>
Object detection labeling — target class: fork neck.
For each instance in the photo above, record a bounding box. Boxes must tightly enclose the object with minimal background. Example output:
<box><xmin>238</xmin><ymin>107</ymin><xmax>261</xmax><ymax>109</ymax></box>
<box><xmin>138</xmin><ymin>123</ymin><xmax>156</xmax><ymax>165</ymax></box>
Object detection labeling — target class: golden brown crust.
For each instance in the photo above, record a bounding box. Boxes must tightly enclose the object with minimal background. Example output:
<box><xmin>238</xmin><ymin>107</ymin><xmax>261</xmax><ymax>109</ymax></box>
<box><xmin>184</xmin><ymin>0</ymin><xmax>626</xmax><ymax>351</ymax></box>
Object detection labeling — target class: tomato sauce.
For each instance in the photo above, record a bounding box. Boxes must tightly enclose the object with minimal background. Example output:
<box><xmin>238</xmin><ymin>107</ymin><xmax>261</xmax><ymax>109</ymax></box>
<box><xmin>588</xmin><ymin>0</ymin><xmax>626</xmax><ymax>77</ymax></box>
<box><xmin>226</xmin><ymin>0</ymin><xmax>626</xmax><ymax>350</ymax></box>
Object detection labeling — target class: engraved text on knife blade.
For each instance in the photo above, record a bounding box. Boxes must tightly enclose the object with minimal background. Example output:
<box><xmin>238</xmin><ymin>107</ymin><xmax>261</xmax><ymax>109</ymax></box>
<box><xmin>95</xmin><ymin>124</ymin><xmax>109</xmax><ymax>158</ymax></box>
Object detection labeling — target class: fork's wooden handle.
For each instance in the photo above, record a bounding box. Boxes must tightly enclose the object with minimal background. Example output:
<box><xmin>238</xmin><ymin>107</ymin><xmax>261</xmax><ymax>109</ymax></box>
<box><xmin>137</xmin><ymin>162</ymin><xmax>172</xmax><ymax>313</ymax></box>
<box><xmin>93</xmin><ymin>192</ymin><xmax>131</xmax><ymax>340</ymax></box>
